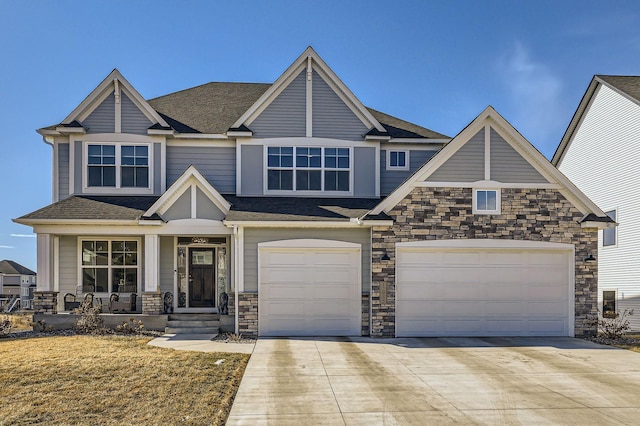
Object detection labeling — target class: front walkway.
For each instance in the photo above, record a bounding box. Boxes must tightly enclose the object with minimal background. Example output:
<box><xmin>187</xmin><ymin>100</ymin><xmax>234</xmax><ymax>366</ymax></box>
<box><xmin>148</xmin><ymin>334</ymin><xmax>255</xmax><ymax>354</ymax></box>
<box><xmin>227</xmin><ymin>336</ymin><xmax>640</xmax><ymax>425</ymax></box>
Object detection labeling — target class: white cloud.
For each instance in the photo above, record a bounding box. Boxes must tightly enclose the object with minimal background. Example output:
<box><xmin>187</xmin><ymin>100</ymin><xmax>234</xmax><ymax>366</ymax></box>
<box><xmin>498</xmin><ymin>42</ymin><xmax>564</xmax><ymax>153</ymax></box>
<box><xmin>0</xmin><ymin>245</ymin><xmax>15</xmax><ymax>249</ymax></box>
<box><xmin>11</xmin><ymin>234</ymin><xmax>36</xmax><ymax>238</ymax></box>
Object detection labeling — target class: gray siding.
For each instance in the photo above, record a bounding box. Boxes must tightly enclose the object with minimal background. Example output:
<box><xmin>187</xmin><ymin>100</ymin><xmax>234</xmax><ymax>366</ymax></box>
<box><xmin>153</xmin><ymin>143</ymin><xmax>161</xmax><ymax>194</ymax></box>
<box><xmin>164</xmin><ymin>189</ymin><xmax>191</xmax><ymax>220</ymax></box>
<box><xmin>74</xmin><ymin>141</ymin><xmax>82</xmax><ymax>194</ymax></box>
<box><xmin>380</xmin><ymin>149</ymin><xmax>438</xmax><ymax>195</ymax></box>
<box><xmin>490</xmin><ymin>128</ymin><xmax>548</xmax><ymax>183</ymax></box>
<box><xmin>251</xmin><ymin>70</ymin><xmax>306</xmax><ymax>138</ymax></box>
<box><xmin>83</xmin><ymin>94</ymin><xmax>115</xmax><ymax>133</ymax></box>
<box><xmin>196</xmin><ymin>187</ymin><xmax>226</xmax><ymax>220</ymax></box>
<box><xmin>243</xmin><ymin>228</ymin><xmax>371</xmax><ymax>293</ymax></box>
<box><xmin>312</xmin><ymin>70</ymin><xmax>368</xmax><ymax>140</ymax></box>
<box><xmin>427</xmin><ymin>130</ymin><xmax>484</xmax><ymax>182</ymax></box>
<box><xmin>3</xmin><ymin>276</ymin><xmax>20</xmax><ymax>285</ymax></box>
<box><xmin>121</xmin><ymin>92</ymin><xmax>153</xmax><ymax>135</ymax></box>
<box><xmin>240</xmin><ymin>145</ymin><xmax>264</xmax><ymax>195</ymax></box>
<box><xmin>159</xmin><ymin>236</ymin><xmax>174</xmax><ymax>294</ymax></box>
<box><xmin>58</xmin><ymin>143</ymin><xmax>70</xmax><ymax>200</ymax></box>
<box><xmin>166</xmin><ymin>146</ymin><xmax>236</xmax><ymax>193</ymax></box>
<box><xmin>59</xmin><ymin>236</ymin><xmax>78</xmax><ymax>310</ymax></box>
<box><xmin>353</xmin><ymin>147</ymin><xmax>376</xmax><ymax>197</ymax></box>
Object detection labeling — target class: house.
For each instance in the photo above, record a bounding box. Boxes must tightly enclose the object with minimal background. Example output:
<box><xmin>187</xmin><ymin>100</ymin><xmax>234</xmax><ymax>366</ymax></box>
<box><xmin>552</xmin><ymin>75</ymin><xmax>640</xmax><ymax>330</ymax></box>
<box><xmin>0</xmin><ymin>260</ymin><xmax>36</xmax><ymax>310</ymax></box>
<box><xmin>14</xmin><ymin>47</ymin><xmax>611</xmax><ymax>337</ymax></box>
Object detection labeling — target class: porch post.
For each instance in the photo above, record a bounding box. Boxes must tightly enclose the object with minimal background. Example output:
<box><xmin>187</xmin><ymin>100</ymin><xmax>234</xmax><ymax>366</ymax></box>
<box><xmin>142</xmin><ymin>234</ymin><xmax>162</xmax><ymax>314</ymax></box>
<box><xmin>34</xmin><ymin>233</ymin><xmax>57</xmax><ymax>313</ymax></box>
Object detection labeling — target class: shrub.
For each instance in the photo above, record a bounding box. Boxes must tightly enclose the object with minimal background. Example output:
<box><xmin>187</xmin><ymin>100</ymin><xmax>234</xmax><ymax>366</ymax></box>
<box><xmin>33</xmin><ymin>319</ymin><xmax>53</xmax><ymax>333</ymax></box>
<box><xmin>0</xmin><ymin>315</ymin><xmax>12</xmax><ymax>336</ymax></box>
<box><xmin>74</xmin><ymin>299</ymin><xmax>105</xmax><ymax>334</ymax></box>
<box><xmin>116</xmin><ymin>318</ymin><xmax>145</xmax><ymax>335</ymax></box>
<box><xmin>587</xmin><ymin>309</ymin><xmax>634</xmax><ymax>339</ymax></box>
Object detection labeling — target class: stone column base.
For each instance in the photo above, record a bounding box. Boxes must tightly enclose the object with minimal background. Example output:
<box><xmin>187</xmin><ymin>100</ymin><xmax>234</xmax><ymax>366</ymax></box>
<box><xmin>34</xmin><ymin>291</ymin><xmax>58</xmax><ymax>314</ymax></box>
<box><xmin>238</xmin><ymin>293</ymin><xmax>258</xmax><ymax>337</ymax></box>
<box><xmin>142</xmin><ymin>292</ymin><xmax>163</xmax><ymax>314</ymax></box>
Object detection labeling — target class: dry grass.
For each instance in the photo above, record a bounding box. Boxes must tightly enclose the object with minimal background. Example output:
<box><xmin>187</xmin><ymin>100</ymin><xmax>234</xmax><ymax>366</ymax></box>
<box><xmin>3</xmin><ymin>313</ymin><xmax>33</xmax><ymax>331</ymax></box>
<box><xmin>0</xmin><ymin>335</ymin><xmax>249</xmax><ymax>425</ymax></box>
<box><xmin>612</xmin><ymin>334</ymin><xmax>640</xmax><ymax>353</ymax></box>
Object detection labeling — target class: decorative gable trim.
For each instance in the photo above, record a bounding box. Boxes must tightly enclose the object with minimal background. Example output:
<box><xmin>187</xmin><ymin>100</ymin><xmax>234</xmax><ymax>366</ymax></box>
<box><xmin>370</xmin><ymin>106</ymin><xmax>610</xmax><ymax>221</ymax></box>
<box><xmin>61</xmin><ymin>69</ymin><xmax>169</xmax><ymax>131</ymax></box>
<box><xmin>143</xmin><ymin>165</ymin><xmax>230</xmax><ymax>220</ymax></box>
<box><xmin>231</xmin><ymin>46</ymin><xmax>385</xmax><ymax>135</ymax></box>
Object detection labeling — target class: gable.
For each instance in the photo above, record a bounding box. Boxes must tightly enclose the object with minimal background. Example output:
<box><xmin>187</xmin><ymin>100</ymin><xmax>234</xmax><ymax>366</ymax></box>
<box><xmin>84</xmin><ymin>93</ymin><xmax>115</xmax><ymax>133</ymax></box>
<box><xmin>490</xmin><ymin>128</ymin><xmax>547</xmax><ymax>183</ymax></box>
<box><xmin>121</xmin><ymin>92</ymin><xmax>153</xmax><ymax>134</ymax></box>
<box><xmin>426</xmin><ymin>129</ymin><xmax>484</xmax><ymax>182</ymax></box>
<box><xmin>164</xmin><ymin>189</ymin><xmax>191</xmax><ymax>220</ymax></box>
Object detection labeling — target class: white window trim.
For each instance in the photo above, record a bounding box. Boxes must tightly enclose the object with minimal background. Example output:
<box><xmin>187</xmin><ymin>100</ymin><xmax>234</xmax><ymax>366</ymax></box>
<box><xmin>472</xmin><ymin>188</ymin><xmax>501</xmax><ymax>214</ymax></box>
<box><xmin>77</xmin><ymin>237</ymin><xmax>142</xmax><ymax>296</ymax></box>
<box><xmin>602</xmin><ymin>209</ymin><xmax>617</xmax><ymax>248</ymax></box>
<box><xmin>82</xmin><ymin>141</ymin><xmax>153</xmax><ymax>194</ymax></box>
<box><xmin>601</xmin><ymin>288</ymin><xmax>618</xmax><ymax>317</ymax></box>
<box><xmin>263</xmin><ymin>145</ymin><xmax>354</xmax><ymax>195</ymax></box>
<box><xmin>386</xmin><ymin>149</ymin><xmax>410</xmax><ymax>171</ymax></box>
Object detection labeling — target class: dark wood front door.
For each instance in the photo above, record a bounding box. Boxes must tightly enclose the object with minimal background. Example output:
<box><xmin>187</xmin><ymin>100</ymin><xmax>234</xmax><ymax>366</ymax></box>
<box><xmin>189</xmin><ymin>248</ymin><xmax>215</xmax><ymax>308</ymax></box>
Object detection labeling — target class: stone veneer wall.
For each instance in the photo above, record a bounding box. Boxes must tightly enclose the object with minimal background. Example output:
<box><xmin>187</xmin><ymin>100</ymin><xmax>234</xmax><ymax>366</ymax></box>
<box><xmin>371</xmin><ymin>187</ymin><xmax>598</xmax><ymax>338</ymax></box>
<box><xmin>33</xmin><ymin>291</ymin><xmax>58</xmax><ymax>314</ymax></box>
<box><xmin>238</xmin><ymin>293</ymin><xmax>258</xmax><ymax>337</ymax></box>
<box><xmin>142</xmin><ymin>292</ymin><xmax>163</xmax><ymax>314</ymax></box>
<box><xmin>227</xmin><ymin>292</ymin><xmax>235</xmax><ymax>316</ymax></box>
<box><xmin>362</xmin><ymin>293</ymin><xmax>370</xmax><ymax>336</ymax></box>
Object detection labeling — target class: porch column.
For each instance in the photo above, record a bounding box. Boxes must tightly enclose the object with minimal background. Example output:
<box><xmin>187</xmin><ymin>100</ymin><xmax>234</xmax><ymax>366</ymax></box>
<box><xmin>34</xmin><ymin>233</ymin><xmax>57</xmax><ymax>313</ymax></box>
<box><xmin>142</xmin><ymin>234</ymin><xmax>162</xmax><ymax>314</ymax></box>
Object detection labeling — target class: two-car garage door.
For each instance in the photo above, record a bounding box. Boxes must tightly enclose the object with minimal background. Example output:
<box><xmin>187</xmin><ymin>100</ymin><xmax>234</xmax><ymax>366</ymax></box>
<box><xmin>258</xmin><ymin>240</ymin><xmax>361</xmax><ymax>336</ymax></box>
<box><xmin>396</xmin><ymin>241</ymin><xmax>574</xmax><ymax>337</ymax></box>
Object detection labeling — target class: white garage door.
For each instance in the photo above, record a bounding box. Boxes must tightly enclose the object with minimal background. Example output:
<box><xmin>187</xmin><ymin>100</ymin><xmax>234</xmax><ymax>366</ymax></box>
<box><xmin>396</xmin><ymin>241</ymin><xmax>574</xmax><ymax>337</ymax></box>
<box><xmin>258</xmin><ymin>239</ymin><xmax>361</xmax><ymax>336</ymax></box>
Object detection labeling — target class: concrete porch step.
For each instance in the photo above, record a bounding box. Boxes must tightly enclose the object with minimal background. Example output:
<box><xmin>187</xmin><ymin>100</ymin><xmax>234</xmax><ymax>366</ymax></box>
<box><xmin>165</xmin><ymin>313</ymin><xmax>221</xmax><ymax>335</ymax></box>
<box><xmin>165</xmin><ymin>327</ymin><xmax>219</xmax><ymax>334</ymax></box>
<box><xmin>167</xmin><ymin>320</ymin><xmax>220</xmax><ymax>328</ymax></box>
<box><xmin>168</xmin><ymin>314</ymin><xmax>218</xmax><ymax>321</ymax></box>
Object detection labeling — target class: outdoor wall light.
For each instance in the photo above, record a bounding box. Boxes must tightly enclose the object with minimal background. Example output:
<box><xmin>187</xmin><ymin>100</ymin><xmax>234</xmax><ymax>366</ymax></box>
<box><xmin>584</xmin><ymin>254</ymin><xmax>596</xmax><ymax>262</ymax></box>
<box><xmin>381</xmin><ymin>251</ymin><xmax>390</xmax><ymax>261</ymax></box>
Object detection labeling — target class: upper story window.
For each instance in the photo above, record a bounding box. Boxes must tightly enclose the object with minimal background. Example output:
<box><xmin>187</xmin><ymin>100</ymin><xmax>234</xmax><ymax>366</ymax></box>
<box><xmin>603</xmin><ymin>210</ymin><xmax>616</xmax><ymax>247</ymax></box>
<box><xmin>387</xmin><ymin>150</ymin><xmax>409</xmax><ymax>170</ymax></box>
<box><xmin>85</xmin><ymin>143</ymin><xmax>150</xmax><ymax>192</ymax></box>
<box><xmin>473</xmin><ymin>189</ymin><xmax>501</xmax><ymax>214</ymax></box>
<box><xmin>267</xmin><ymin>146</ymin><xmax>350</xmax><ymax>193</ymax></box>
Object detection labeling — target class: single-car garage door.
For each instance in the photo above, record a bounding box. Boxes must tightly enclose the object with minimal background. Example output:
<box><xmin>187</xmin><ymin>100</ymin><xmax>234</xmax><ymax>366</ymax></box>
<box><xmin>258</xmin><ymin>239</ymin><xmax>361</xmax><ymax>336</ymax></box>
<box><xmin>396</xmin><ymin>240</ymin><xmax>574</xmax><ymax>337</ymax></box>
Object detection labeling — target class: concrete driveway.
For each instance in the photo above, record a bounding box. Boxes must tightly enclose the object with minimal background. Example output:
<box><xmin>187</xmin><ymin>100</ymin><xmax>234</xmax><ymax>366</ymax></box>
<box><xmin>227</xmin><ymin>336</ymin><xmax>640</xmax><ymax>425</ymax></box>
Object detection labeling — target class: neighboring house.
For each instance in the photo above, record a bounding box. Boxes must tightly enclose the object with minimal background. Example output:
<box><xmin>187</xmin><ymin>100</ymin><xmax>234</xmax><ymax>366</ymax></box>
<box><xmin>553</xmin><ymin>75</ymin><xmax>640</xmax><ymax>330</ymax></box>
<box><xmin>0</xmin><ymin>260</ymin><xmax>37</xmax><ymax>310</ymax></box>
<box><xmin>15</xmin><ymin>47</ymin><xmax>611</xmax><ymax>337</ymax></box>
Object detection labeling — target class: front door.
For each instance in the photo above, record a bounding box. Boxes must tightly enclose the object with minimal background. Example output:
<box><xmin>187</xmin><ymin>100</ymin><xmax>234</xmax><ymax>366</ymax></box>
<box><xmin>189</xmin><ymin>248</ymin><xmax>215</xmax><ymax>308</ymax></box>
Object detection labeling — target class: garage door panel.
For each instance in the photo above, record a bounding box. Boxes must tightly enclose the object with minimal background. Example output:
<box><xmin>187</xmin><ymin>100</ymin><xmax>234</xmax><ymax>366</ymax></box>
<box><xmin>262</xmin><ymin>251</ymin><xmax>306</xmax><ymax>266</ymax></box>
<box><xmin>311</xmin><ymin>285</ymin><xmax>357</xmax><ymax>300</ymax></box>
<box><xmin>262</xmin><ymin>284</ymin><xmax>309</xmax><ymax>299</ymax></box>
<box><xmin>266</xmin><ymin>301</ymin><xmax>307</xmax><ymax>315</ymax></box>
<box><xmin>311</xmin><ymin>251</ymin><xmax>358</xmax><ymax>266</ymax></box>
<box><xmin>397</xmin><ymin>246</ymin><xmax>572</xmax><ymax>337</ymax></box>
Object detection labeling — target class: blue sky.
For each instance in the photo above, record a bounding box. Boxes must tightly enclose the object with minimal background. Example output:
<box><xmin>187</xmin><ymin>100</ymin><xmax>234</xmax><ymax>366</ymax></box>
<box><xmin>2</xmin><ymin>0</ymin><xmax>640</xmax><ymax>270</ymax></box>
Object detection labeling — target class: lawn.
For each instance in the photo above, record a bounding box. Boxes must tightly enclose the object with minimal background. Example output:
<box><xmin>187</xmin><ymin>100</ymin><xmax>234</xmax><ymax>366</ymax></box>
<box><xmin>0</xmin><ymin>335</ymin><xmax>249</xmax><ymax>425</ymax></box>
<box><xmin>612</xmin><ymin>334</ymin><xmax>640</xmax><ymax>353</ymax></box>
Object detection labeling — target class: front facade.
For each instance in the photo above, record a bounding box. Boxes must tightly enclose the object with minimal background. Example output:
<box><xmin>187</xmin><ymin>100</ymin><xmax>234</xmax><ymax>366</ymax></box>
<box><xmin>16</xmin><ymin>48</ymin><xmax>610</xmax><ymax>337</ymax></box>
<box><xmin>553</xmin><ymin>75</ymin><xmax>640</xmax><ymax>330</ymax></box>
<box><xmin>0</xmin><ymin>260</ymin><xmax>37</xmax><ymax>310</ymax></box>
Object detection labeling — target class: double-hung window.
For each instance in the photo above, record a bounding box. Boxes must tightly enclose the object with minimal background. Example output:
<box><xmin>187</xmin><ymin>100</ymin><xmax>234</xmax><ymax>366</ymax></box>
<box><xmin>87</xmin><ymin>143</ymin><xmax>150</xmax><ymax>190</ymax></box>
<box><xmin>267</xmin><ymin>146</ymin><xmax>351</xmax><ymax>192</ymax></box>
<box><xmin>81</xmin><ymin>239</ymin><xmax>139</xmax><ymax>294</ymax></box>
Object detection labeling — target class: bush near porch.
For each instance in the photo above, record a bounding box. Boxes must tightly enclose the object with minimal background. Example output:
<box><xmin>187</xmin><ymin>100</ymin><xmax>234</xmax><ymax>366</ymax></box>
<box><xmin>0</xmin><ymin>336</ymin><xmax>249</xmax><ymax>425</ymax></box>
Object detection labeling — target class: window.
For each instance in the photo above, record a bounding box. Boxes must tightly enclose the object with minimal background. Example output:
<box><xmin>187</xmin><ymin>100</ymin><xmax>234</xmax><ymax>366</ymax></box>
<box><xmin>81</xmin><ymin>239</ymin><xmax>139</xmax><ymax>294</ymax></box>
<box><xmin>267</xmin><ymin>146</ymin><xmax>350</xmax><ymax>192</ymax></box>
<box><xmin>602</xmin><ymin>290</ymin><xmax>616</xmax><ymax>318</ymax></box>
<box><xmin>387</xmin><ymin>150</ymin><xmax>409</xmax><ymax>170</ymax></box>
<box><xmin>473</xmin><ymin>189</ymin><xmax>501</xmax><ymax>214</ymax></box>
<box><xmin>86</xmin><ymin>144</ymin><xmax>150</xmax><ymax>190</ymax></box>
<box><xmin>603</xmin><ymin>210</ymin><xmax>616</xmax><ymax>247</ymax></box>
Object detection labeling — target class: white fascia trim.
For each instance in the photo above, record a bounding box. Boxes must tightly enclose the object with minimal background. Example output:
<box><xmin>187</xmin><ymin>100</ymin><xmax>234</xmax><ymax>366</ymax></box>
<box><xmin>412</xmin><ymin>181</ymin><xmax>562</xmax><ymax>189</ymax></box>
<box><xmin>226</xmin><ymin>131</ymin><xmax>252</xmax><ymax>137</ymax></box>
<box><xmin>17</xmin><ymin>219</ymin><xmax>138</xmax><ymax>226</ymax></box>
<box><xmin>147</xmin><ymin>129</ymin><xmax>175</xmax><ymax>136</ymax></box>
<box><xmin>259</xmin><ymin>239</ymin><xmax>361</xmax><ymax>249</ymax></box>
<box><xmin>380</xmin><ymin>143</ymin><xmax>444</xmax><ymax>151</ymax></box>
<box><xmin>364</xmin><ymin>135</ymin><xmax>392</xmax><ymax>141</ymax></box>
<box><xmin>144</xmin><ymin>165</ymin><xmax>231</xmax><ymax>217</ymax></box>
<box><xmin>387</xmin><ymin>138</ymin><xmax>451</xmax><ymax>144</ymax></box>
<box><xmin>55</xmin><ymin>127</ymin><xmax>86</xmax><ymax>134</ymax></box>
<box><xmin>38</xmin><ymin>129</ymin><xmax>62</xmax><ymax>136</ymax></box>
<box><xmin>222</xmin><ymin>220</ymin><xmax>374</xmax><ymax>228</ymax></box>
<box><xmin>581</xmin><ymin>221</ymin><xmax>613</xmax><ymax>229</ymax></box>
<box><xmin>173</xmin><ymin>133</ymin><xmax>230</xmax><ymax>140</ymax></box>
<box><xmin>167</xmin><ymin>139</ymin><xmax>236</xmax><ymax>148</ymax></box>
<box><xmin>396</xmin><ymin>239</ymin><xmax>574</xmax><ymax>250</ymax></box>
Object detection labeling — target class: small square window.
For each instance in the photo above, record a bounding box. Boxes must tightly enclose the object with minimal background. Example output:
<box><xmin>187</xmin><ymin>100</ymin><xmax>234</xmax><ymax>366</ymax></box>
<box><xmin>473</xmin><ymin>189</ymin><xmax>501</xmax><ymax>214</ymax></box>
<box><xmin>387</xmin><ymin>150</ymin><xmax>409</xmax><ymax>170</ymax></box>
<box><xmin>603</xmin><ymin>210</ymin><xmax>616</xmax><ymax>247</ymax></box>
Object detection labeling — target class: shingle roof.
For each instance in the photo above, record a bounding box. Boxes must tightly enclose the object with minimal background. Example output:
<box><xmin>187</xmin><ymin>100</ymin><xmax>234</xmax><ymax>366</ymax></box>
<box><xmin>0</xmin><ymin>260</ymin><xmax>36</xmax><ymax>276</ymax></box>
<box><xmin>16</xmin><ymin>196</ymin><xmax>159</xmax><ymax>221</ymax></box>
<box><xmin>597</xmin><ymin>75</ymin><xmax>640</xmax><ymax>103</ymax></box>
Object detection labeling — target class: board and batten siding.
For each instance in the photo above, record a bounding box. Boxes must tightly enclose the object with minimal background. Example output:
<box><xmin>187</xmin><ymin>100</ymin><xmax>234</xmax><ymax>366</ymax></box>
<box><xmin>240</xmin><ymin>145</ymin><xmax>264</xmax><ymax>196</ymax></box>
<box><xmin>243</xmin><ymin>228</ymin><xmax>371</xmax><ymax>293</ymax></box>
<box><xmin>159</xmin><ymin>236</ymin><xmax>174</xmax><ymax>295</ymax></box>
<box><xmin>490</xmin><ymin>129</ymin><xmax>547</xmax><ymax>183</ymax></box>
<box><xmin>58</xmin><ymin>236</ymin><xmax>78</xmax><ymax>311</ymax></box>
<box><xmin>312</xmin><ymin>70</ymin><xmax>369</xmax><ymax>140</ymax></box>
<box><xmin>426</xmin><ymin>130</ymin><xmax>484</xmax><ymax>182</ymax></box>
<box><xmin>121</xmin><ymin>93</ymin><xmax>153</xmax><ymax>135</ymax></box>
<box><xmin>251</xmin><ymin>70</ymin><xmax>306</xmax><ymax>138</ymax></box>
<box><xmin>58</xmin><ymin>143</ymin><xmax>70</xmax><ymax>200</ymax></box>
<box><xmin>83</xmin><ymin>94</ymin><xmax>115</xmax><ymax>133</ymax></box>
<box><xmin>166</xmin><ymin>146</ymin><xmax>236</xmax><ymax>193</ymax></box>
<box><xmin>558</xmin><ymin>83</ymin><xmax>640</xmax><ymax>330</ymax></box>
<box><xmin>380</xmin><ymin>149</ymin><xmax>438</xmax><ymax>195</ymax></box>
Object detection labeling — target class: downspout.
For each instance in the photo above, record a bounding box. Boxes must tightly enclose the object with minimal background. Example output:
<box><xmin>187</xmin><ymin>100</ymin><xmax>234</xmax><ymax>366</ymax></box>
<box><xmin>233</xmin><ymin>224</ymin><xmax>239</xmax><ymax>335</ymax></box>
